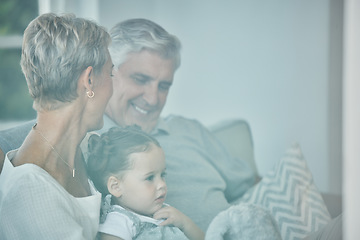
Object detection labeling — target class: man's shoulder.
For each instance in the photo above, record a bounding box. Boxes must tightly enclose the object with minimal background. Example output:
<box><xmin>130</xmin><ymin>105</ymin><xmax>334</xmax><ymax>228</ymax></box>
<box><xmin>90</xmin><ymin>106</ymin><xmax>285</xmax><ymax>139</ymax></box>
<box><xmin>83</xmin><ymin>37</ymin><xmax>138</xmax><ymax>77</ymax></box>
<box><xmin>160</xmin><ymin>114</ymin><xmax>209</xmax><ymax>134</ymax></box>
<box><xmin>162</xmin><ymin>114</ymin><xmax>205</xmax><ymax>128</ymax></box>
<box><xmin>0</xmin><ymin>119</ymin><xmax>35</xmax><ymax>154</ymax></box>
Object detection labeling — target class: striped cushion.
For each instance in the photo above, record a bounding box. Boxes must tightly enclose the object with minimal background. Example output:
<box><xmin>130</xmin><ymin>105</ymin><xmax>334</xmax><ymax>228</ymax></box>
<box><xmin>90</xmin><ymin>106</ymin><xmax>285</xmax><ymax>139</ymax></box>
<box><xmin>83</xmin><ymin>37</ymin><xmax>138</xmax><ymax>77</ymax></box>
<box><xmin>240</xmin><ymin>143</ymin><xmax>331</xmax><ymax>240</ymax></box>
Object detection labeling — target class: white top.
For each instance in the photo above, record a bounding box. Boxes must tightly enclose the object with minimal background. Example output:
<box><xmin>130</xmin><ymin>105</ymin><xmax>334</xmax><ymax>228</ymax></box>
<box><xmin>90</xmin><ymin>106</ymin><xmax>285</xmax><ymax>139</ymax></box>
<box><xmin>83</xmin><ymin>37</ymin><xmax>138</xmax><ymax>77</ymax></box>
<box><xmin>0</xmin><ymin>150</ymin><xmax>101</xmax><ymax>240</ymax></box>
<box><xmin>99</xmin><ymin>204</ymin><xmax>164</xmax><ymax>240</ymax></box>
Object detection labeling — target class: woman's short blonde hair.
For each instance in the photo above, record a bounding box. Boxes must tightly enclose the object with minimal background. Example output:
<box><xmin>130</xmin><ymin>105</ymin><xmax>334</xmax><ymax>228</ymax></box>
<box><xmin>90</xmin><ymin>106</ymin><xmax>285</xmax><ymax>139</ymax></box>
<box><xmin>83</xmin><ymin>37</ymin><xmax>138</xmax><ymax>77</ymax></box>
<box><xmin>21</xmin><ymin>13</ymin><xmax>111</xmax><ymax>111</ymax></box>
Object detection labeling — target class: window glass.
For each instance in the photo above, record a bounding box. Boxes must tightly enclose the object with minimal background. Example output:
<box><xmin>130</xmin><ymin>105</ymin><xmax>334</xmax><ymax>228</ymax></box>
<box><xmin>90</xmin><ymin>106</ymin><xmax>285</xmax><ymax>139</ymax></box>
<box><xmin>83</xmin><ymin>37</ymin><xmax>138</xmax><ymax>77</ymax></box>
<box><xmin>0</xmin><ymin>0</ymin><xmax>38</xmax><ymax>36</ymax></box>
<box><xmin>0</xmin><ymin>0</ymin><xmax>38</xmax><ymax>121</ymax></box>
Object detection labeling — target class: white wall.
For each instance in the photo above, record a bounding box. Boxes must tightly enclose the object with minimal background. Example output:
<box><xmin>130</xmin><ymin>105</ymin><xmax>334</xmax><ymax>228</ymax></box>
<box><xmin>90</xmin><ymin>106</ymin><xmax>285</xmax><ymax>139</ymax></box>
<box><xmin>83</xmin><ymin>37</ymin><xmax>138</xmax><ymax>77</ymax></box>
<box><xmin>343</xmin><ymin>0</ymin><xmax>360</xmax><ymax>238</ymax></box>
<box><xmin>38</xmin><ymin>0</ymin><xmax>99</xmax><ymax>21</ymax></box>
<box><xmin>99</xmin><ymin>0</ymin><xmax>343</xmax><ymax>194</ymax></box>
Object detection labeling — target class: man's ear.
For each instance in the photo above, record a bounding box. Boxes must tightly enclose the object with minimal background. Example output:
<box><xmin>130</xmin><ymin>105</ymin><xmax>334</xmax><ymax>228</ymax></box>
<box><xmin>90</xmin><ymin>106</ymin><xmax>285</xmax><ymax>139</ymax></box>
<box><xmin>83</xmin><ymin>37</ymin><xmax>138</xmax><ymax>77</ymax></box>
<box><xmin>107</xmin><ymin>176</ymin><xmax>122</xmax><ymax>198</ymax></box>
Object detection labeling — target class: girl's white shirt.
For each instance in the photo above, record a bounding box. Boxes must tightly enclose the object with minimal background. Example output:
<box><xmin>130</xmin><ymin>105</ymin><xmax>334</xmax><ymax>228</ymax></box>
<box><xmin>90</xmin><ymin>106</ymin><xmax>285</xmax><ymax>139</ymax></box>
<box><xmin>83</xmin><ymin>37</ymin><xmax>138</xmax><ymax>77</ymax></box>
<box><xmin>99</xmin><ymin>204</ymin><xmax>166</xmax><ymax>240</ymax></box>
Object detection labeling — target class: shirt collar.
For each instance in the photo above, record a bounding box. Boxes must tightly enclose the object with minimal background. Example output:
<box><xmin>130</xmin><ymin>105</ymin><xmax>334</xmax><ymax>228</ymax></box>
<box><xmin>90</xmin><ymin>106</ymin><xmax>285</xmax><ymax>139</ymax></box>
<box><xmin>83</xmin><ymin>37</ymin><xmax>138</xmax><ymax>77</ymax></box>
<box><xmin>112</xmin><ymin>204</ymin><xmax>167</xmax><ymax>225</ymax></box>
<box><xmin>102</xmin><ymin>114</ymin><xmax>170</xmax><ymax>136</ymax></box>
<box><xmin>99</xmin><ymin>114</ymin><xmax>118</xmax><ymax>134</ymax></box>
<box><xmin>150</xmin><ymin>117</ymin><xmax>170</xmax><ymax>136</ymax></box>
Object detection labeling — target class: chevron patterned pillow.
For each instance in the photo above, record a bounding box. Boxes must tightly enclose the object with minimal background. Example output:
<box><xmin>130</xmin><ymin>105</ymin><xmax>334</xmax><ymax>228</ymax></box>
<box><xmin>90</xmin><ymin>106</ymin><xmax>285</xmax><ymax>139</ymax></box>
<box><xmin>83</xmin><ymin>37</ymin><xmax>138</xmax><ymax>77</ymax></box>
<box><xmin>240</xmin><ymin>143</ymin><xmax>331</xmax><ymax>240</ymax></box>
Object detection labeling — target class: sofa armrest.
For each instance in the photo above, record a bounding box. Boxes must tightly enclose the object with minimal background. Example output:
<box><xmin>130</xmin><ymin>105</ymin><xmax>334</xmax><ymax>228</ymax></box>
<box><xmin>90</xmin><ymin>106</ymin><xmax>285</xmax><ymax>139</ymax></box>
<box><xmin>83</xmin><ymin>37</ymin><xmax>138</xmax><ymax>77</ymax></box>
<box><xmin>209</xmin><ymin>119</ymin><xmax>259</xmax><ymax>179</ymax></box>
<box><xmin>321</xmin><ymin>192</ymin><xmax>342</xmax><ymax>218</ymax></box>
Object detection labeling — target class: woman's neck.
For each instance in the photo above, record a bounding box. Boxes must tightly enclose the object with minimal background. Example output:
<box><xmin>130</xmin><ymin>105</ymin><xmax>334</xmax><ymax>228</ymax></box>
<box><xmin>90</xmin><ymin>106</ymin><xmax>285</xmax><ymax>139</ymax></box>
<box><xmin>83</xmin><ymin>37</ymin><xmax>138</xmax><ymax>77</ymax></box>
<box><xmin>13</xmin><ymin>108</ymin><xmax>91</xmax><ymax>197</ymax></box>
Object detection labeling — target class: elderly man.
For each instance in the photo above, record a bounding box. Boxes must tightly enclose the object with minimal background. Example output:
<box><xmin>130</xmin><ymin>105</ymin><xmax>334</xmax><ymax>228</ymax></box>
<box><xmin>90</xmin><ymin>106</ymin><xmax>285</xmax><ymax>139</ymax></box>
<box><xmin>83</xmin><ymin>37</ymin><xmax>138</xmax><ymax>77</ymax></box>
<box><xmin>0</xmin><ymin>18</ymin><xmax>256</xmax><ymax>231</ymax></box>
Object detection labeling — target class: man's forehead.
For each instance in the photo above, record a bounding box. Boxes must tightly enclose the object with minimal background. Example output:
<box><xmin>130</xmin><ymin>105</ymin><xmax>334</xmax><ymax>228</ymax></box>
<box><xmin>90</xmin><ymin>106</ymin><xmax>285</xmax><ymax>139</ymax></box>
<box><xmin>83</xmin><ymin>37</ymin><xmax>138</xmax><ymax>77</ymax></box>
<box><xmin>131</xmin><ymin>72</ymin><xmax>174</xmax><ymax>86</ymax></box>
<box><xmin>125</xmin><ymin>50</ymin><xmax>176</xmax><ymax>68</ymax></box>
<box><xmin>123</xmin><ymin>55</ymin><xmax>175</xmax><ymax>82</ymax></box>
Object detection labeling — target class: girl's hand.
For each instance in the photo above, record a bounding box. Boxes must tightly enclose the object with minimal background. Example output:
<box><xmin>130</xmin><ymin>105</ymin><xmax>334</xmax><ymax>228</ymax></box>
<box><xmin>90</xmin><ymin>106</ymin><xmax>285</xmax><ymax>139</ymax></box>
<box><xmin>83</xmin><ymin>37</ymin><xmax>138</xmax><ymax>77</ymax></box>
<box><xmin>153</xmin><ymin>205</ymin><xmax>188</xmax><ymax>230</ymax></box>
<box><xmin>153</xmin><ymin>206</ymin><xmax>204</xmax><ymax>240</ymax></box>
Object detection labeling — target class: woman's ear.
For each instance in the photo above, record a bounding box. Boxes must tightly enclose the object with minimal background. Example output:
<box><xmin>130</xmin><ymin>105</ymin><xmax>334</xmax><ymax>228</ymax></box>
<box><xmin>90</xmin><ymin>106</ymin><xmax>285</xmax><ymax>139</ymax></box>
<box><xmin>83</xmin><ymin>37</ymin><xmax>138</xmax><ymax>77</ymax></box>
<box><xmin>79</xmin><ymin>66</ymin><xmax>93</xmax><ymax>92</ymax></box>
<box><xmin>107</xmin><ymin>176</ymin><xmax>122</xmax><ymax>198</ymax></box>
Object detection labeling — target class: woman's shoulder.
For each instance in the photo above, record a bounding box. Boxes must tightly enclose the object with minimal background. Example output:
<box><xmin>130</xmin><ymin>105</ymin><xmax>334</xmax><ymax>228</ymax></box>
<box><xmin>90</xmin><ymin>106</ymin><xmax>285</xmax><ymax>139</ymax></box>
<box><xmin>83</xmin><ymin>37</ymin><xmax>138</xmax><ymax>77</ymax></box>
<box><xmin>0</xmin><ymin>168</ymin><xmax>61</xmax><ymax>210</ymax></box>
<box><xmin>0</xmin><ymin>156</ymin><xmax>100</xmax><ymax>240</ymax></box>
<box><xmin>1</xmin><ymin>151</ymin><xmax>48</xmax><ymax>189</ymax></box>
<box><xmin>0</xmin><ymin>151</ymin><xmax>73</xmax><ymax>207</ymax></box>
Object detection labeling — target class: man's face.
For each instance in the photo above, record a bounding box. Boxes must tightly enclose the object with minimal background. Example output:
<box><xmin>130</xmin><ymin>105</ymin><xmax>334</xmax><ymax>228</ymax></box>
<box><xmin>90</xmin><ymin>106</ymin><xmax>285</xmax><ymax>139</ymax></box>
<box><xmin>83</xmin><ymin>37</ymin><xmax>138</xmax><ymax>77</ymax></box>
<box><xmin>105</xmin><ymin>50</ymin><xmax>176</xmax><ymax>133</ymax></box>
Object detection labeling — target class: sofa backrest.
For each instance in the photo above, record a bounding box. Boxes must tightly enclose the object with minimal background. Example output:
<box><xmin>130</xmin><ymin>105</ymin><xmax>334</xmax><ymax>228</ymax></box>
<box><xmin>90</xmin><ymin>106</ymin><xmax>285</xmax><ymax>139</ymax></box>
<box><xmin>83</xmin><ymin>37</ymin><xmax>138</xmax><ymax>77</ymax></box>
<box><xmin>209</xmin><ymin>119</ymin><xmax>259</xmax><ymax>178</ymax></box>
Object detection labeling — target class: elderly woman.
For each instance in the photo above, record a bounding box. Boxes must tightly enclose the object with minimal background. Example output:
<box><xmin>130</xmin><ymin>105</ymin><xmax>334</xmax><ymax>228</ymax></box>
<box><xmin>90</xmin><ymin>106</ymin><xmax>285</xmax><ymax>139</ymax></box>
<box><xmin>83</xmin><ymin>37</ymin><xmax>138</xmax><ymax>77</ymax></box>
<box><xmin>0</xmin><ymin>13</ymin><xmax>113</xmax><ymax>239</ymax></box>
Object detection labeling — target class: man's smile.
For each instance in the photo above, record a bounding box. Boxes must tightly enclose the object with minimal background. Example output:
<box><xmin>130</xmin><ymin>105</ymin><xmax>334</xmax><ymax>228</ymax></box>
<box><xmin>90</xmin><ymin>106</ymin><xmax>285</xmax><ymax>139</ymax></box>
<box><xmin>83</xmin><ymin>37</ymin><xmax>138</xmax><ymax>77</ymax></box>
<box><xmin>133</xmin><ymin>103</ymin><xmax>149</xmax><ymax>115</ymax></box>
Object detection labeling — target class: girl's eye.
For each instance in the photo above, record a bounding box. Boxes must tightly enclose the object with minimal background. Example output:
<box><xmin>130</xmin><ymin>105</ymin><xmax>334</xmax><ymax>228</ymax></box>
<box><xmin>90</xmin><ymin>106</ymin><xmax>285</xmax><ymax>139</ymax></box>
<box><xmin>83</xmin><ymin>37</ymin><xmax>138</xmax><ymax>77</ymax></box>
<box><xmin>146</xmin><ymin>175</ymin><xmax>154</xmax><ymax>181</ymax></box>
<box><xmin>161</xmin><ymin>172</ymin><xmax>167</xmax><ymax>179</ymax></box>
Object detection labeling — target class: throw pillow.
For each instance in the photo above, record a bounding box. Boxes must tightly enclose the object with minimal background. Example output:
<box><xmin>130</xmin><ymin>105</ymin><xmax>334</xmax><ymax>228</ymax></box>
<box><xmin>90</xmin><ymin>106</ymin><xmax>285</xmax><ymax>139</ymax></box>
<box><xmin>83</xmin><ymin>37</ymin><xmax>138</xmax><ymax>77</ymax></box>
<box><xmin>240</xmin><ymin>143</ymin><xmax>331</xmax><ymax>240</ymax></box>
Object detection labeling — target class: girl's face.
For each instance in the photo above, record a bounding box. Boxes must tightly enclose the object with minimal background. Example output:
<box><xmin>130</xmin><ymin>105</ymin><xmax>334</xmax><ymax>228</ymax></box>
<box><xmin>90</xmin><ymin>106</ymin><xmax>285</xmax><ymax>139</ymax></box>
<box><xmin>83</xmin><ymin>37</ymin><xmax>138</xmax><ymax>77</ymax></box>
<box><xmin>115</xmin><ymin>143</ymin><xmax>167</xmax><ymax>216</ymax></box>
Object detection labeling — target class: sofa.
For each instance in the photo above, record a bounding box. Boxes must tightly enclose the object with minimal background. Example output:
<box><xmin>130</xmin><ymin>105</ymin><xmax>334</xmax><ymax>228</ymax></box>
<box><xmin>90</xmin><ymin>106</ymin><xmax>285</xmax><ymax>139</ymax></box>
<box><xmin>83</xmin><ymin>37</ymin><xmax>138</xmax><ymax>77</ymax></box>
<box><xmin>0</xmin><ymin>118</ymin><xmax>342</xmax><ymax>219</ymax></box>
<box><xmin>209</xmin><ymin>118</ymin><xmax>342</xmax><ymax>219</ymax></box>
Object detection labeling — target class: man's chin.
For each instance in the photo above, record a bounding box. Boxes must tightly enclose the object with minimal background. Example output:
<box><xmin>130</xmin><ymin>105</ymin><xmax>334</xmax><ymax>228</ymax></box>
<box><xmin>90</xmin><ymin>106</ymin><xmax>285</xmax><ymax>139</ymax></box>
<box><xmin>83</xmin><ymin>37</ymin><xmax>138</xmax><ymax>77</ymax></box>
<box><xmin>130</xmin><ymin>120</ymin><xmax>156</xmax><ymax>133</ymax></box>
<box><xmin>137</xmin><ymin>124</ymin><xmax>155</xmax><ymax>133</ymax></box>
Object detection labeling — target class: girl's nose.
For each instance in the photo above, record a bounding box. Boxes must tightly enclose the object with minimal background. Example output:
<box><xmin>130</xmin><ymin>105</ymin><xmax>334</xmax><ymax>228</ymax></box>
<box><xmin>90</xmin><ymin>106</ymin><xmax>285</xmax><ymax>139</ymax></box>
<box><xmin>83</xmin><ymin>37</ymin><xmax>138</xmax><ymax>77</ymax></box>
<box><xmin>157</xmin><ymin>178</ymin><xmax>167</xmax><ymax>190</ymax></box>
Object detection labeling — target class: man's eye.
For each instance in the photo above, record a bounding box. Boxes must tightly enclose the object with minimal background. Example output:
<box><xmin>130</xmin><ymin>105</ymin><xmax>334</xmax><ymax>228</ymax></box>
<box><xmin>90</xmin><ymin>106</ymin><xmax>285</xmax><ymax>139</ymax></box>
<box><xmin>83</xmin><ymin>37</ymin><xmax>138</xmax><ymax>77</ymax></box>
<box><xmin>133</xmin><ymin>76</ymin><xmax>148</xmax><ymax>85</ymax></box>
<box><xmin>159</xmin><ymin>83</ymin><xmax>171</xmax><ymax>91</ymax></box>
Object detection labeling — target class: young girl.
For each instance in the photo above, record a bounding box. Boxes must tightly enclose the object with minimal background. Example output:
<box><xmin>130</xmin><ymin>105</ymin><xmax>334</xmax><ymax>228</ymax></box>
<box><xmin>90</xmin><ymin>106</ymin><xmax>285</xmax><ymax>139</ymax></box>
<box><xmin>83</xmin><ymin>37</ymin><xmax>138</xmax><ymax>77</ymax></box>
<box><xmin>87</xmin><ymin>126</ymin><xmax>204</xmax><ymax>240</ymax></box>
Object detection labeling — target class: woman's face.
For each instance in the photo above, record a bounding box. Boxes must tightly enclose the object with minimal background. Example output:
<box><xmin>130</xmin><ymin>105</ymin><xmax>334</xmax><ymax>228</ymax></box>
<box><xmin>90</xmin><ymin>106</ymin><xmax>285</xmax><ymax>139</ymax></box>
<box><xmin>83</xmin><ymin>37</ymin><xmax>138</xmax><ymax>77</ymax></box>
<box><xmin>89</xmin><ymin>51</ymin><xmax>114</xmax><ymax>130</ymax></box>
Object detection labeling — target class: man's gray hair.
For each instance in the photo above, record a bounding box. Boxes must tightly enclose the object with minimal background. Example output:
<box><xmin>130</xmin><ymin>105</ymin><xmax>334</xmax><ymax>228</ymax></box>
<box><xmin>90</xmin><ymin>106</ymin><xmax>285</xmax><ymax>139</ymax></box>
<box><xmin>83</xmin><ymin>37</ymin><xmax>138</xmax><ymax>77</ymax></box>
<box><xmin>109</xmin><ymin>18</ymin><xmax>181</xmax><ymax>70</ymax></box>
